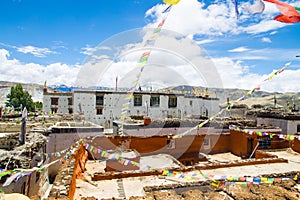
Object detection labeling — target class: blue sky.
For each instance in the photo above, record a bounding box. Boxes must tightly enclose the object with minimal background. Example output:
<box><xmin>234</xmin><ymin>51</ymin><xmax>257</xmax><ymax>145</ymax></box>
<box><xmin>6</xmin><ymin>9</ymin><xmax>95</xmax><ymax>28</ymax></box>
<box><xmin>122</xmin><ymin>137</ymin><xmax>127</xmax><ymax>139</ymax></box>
<box><xmin>0</xmin><ymin>0</ymin><xmax>300</xmax><ymax>92</ymax></box>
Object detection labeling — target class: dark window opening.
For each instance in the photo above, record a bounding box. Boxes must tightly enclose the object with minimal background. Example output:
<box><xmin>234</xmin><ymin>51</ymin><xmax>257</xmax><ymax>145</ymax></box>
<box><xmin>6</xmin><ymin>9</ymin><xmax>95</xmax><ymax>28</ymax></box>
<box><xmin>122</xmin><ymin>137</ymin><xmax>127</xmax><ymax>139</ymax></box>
<box><xmin>68</xmin><ymin>108</ymin><xmax>73</xmax><ymax>114</ymax></box>
<box><xmin>21</xmin><ymin>182</ymin><xmax>26</xmax><ymax>194</ymax></box>
<box><xmin>68</xmin><ymin>97</ymin><xmax>73</xmax><ymax>105</ymax></box>
<box><xmin>297</xmin><ymin>124</ymin><xmax>300</xmax><ymax>133</ymax></box>
<box><xmin>167</xmin><ymin>139</ymin><xmax>175</xmax><ymax>149</ymax></box>
<box><xmin>96</xmin><ymin>107</ymin><xmax>103</xmax><ymax>115</ymax></box>
<box><xmin>51</xmin><ymin>98</ymin><xmax>59</xmax><ymax>105</ymax></box>
<box><xmin>96</xmin><ymin>95</ymin><xmax>104</xmax><ymax>106</ymax></box>
<box><xmin>51</xmin><ymin>108</ymin><xmax>58</xmax><ymax>113</ymax></box>
<box><xmin>134</xmin><ymin>95</ymin><xmax>142</xmax><ymax>106</ymax></box>
<box><xmin>203</xmin><ymin>139</ymin><xmax>210</xmax><ymax>146</ymax></box>
<box><xmin>36</xmin><ymin>172</ymin><xmax>40</xmax><ymax>183</ymax></box>
<box><xmin>258</xmin><ymin>138</ymin><xmax>271</xmax><ymax>149</ymax></box>
<box><xmin>168</xmin><ymin>96</ymin><xmax>177</xmax><ymax>108</ymax></box>
<box><xmin>150</xmin><ymin>95</ymin><xmax>160</xmax><ymax>107</ymax></box>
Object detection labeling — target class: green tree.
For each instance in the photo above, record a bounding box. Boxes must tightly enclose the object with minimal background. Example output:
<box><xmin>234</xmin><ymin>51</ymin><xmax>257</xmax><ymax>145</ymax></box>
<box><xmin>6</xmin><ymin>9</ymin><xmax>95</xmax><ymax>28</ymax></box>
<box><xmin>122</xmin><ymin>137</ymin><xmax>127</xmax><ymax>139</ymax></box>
<box><xmin>34</xmin><ymin>101</ymin><xmax>43</xmax><ymax>111</ymax></box>
<box><xmin>6</xmin><ymin>83</ymin><xmax>35</xmax><ymax>112</ymax></box>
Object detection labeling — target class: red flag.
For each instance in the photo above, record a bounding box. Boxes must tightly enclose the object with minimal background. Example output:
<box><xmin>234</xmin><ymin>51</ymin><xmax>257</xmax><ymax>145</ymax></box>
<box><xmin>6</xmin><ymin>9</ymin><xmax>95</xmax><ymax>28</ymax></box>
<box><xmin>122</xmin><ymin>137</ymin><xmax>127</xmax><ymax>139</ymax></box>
<box><xmin>274</xmin><ymin>14</ymin><xmax>300</xmax><ymax>23</ymax></box>
<box><xmin>264</xmin><ymin>0</ymin><xmax>299</xmax><ymax>16</ymax></box>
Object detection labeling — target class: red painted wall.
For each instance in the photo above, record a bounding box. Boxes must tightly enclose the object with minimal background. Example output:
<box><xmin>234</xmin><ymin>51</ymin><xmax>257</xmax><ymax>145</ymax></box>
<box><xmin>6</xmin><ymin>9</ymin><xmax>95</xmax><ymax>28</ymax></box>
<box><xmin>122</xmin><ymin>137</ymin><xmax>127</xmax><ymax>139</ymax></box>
<box><xmin>91</xmin><ymin>134</ymin><xmax>230</xmax><ymax>164</ymax></box>
<box><xmin>292</xmin><ymin>139</ymin><xmax>300</xmax><ymax>153</ymax></box>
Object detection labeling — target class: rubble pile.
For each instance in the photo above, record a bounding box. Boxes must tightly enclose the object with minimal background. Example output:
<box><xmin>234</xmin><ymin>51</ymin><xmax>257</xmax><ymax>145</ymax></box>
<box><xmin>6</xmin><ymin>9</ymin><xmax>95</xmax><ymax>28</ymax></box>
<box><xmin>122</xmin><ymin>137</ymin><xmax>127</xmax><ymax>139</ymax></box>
<box><xmin>0</xmin><ymin>132</ymin><xmax>47</xmax><ymax>170</ymax></box>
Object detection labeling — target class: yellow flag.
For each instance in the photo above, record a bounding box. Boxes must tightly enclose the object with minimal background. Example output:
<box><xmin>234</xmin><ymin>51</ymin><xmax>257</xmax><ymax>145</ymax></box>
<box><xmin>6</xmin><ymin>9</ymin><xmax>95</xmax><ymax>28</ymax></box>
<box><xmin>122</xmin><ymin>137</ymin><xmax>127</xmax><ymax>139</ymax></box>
<box><xmin>163</xmin><ymin>0</ymin><xmax>180</xmax><ymax>5</ymax></box>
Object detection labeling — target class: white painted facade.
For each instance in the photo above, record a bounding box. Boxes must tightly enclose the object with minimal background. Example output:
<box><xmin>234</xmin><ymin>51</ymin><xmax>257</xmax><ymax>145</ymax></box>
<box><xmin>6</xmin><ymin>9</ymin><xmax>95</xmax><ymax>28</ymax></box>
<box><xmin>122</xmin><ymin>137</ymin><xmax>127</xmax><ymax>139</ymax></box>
<box><xmin>257</xmin><ymin>117</ymin><xmax>300</xmax><ymax>134</ymax></box>
<box><xmin>43</xmin><ymin>91</ymin><xmax>73</xmax><ymax>114</ymax></box>
<box><xmin>43</xmin><ymin>89</ymin><xmax>220</xmax><ymax>128</ymax></box>
<box><xmin>73</xmin><ymin>90</ymin><xmax>220</xmax><ymax>128</ymax></box>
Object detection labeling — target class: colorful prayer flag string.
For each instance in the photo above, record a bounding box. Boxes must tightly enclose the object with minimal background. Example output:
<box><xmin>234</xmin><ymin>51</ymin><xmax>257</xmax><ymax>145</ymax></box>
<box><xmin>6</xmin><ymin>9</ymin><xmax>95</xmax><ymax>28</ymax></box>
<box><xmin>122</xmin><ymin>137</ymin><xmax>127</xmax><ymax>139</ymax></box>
<box><xmin>229</xmin><ymin>124</ymin><xmax>300</xmax><ymax>140</ymax></box>
<box><xmin>118</xmin><ymin>2</ymin><xmax>176</xmax><ymax>135</ymax></box>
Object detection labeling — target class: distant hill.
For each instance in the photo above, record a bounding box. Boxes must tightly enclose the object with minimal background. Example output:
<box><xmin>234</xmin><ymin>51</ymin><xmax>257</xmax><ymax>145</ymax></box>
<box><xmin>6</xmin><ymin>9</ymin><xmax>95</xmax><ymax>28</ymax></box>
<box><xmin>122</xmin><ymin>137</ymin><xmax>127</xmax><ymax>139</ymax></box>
<box><xmin>0</xmin><ymin>81</ymin><xmax>299</xmax><ymax>110</ymax></box>
<box><xmin>0</xmin><ymin>81</ymin><xmax>44</xmax><ymax>105</ymax></box>
<box><xmin>171</xmin><ymin>85</ymin><xmax>300</xmax><ymax>110</ymax></box>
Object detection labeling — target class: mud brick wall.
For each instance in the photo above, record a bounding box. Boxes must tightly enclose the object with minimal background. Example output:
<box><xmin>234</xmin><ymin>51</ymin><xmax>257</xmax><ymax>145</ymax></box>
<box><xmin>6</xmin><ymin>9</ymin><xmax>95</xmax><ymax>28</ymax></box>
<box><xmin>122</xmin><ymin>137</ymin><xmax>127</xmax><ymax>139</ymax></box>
<box><xmin>47</xmin><ymin>144</ymin><xmax>87</xmax><ymax>200</ymax></box>
<box><xmin>230</xmin><ymin>130</ymin><xmax>256</xmax><ymax>158</ymax></box>
<box><xmin>292</xmin><ymin>139</ymin><xmax>300</xmax><ymax>153</ymax></box>
<box><xmin>48</xmin><ymin>159</ymin><xmax>75</xmax><ymax>200</ymax></box>
<box><xmin>91</xmin><ymin>134</ymin><xmax>231</xmax><ymax>165</ymax></box>
<box><xmin>255</xmin><ymin>150</ymin><xmax>278</xmax><ymax>159</ymax></box>
<box><xmin>68</xmin><ymin>144</ymin><xmax>88</xmax><ymax>200</ymax></box>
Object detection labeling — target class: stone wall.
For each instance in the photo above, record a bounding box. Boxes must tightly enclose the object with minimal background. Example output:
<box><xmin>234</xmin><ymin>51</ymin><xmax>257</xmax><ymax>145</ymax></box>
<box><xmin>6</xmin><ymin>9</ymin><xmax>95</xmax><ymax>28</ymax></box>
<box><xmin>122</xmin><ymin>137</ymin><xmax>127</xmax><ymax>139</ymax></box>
<box><xmin>0</xmin><ymin>132</ymin><xmax>19</xmax><ymax>149</ymax></box>
<box><xmin>47</xmin><ymin>144</ymin><xmax>87</xmax><ymax>200</ymax></box>
<box><xmin>0</xmin><ymin>123</ymin><xmax>21</xmax><ymax>132</ymax></box>
<box><xmin>47</xmin><ymin>159</ymin><xmax>74</xmax><ymax>200</ymax></box>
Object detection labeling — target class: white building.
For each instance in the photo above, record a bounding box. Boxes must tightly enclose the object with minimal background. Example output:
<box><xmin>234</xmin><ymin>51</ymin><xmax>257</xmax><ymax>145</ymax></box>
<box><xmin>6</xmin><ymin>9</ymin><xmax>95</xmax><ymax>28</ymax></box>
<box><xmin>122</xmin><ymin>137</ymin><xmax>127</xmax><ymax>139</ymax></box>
<box><xmin>43</xmin><ymin>90</ymin><xmax>73</xmax><ymax>114</ymax></box>
<box><xmin>257</xmin><ymin>111</ymin><xmax>300</xmax><ymax>134</ymax></box>
<box><xmin>43</xmin><ymin>89</ymin><xmax>220</xmax><ymax>128</ymax></box>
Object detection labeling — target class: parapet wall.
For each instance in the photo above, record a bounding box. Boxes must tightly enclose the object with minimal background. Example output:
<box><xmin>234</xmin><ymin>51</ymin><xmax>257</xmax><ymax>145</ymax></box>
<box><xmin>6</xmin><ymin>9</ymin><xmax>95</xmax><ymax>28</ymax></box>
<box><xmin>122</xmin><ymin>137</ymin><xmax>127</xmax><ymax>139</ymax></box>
<box><xmin>92</xmin><ymin>157</ymin><xmax>288</xmax><ymax>181</ymax></box>
<box><xmin>292</xmin><ymin>139</ymin><xmax>300</xmax><ymax>153</ymax></box>
<box><xmin>68</xmin><ymin>144</ymin><xmax>88</xmax><ymax>200</ymax></box>
<box><xmin>47</xmin><ymin>144</ymin><xmax>87</xmax><ymax>200</ymax></box>
<box><xmin>255</xmin><ymin>150</ymin><xmax>278</xmax><ymax>159</ymax></box>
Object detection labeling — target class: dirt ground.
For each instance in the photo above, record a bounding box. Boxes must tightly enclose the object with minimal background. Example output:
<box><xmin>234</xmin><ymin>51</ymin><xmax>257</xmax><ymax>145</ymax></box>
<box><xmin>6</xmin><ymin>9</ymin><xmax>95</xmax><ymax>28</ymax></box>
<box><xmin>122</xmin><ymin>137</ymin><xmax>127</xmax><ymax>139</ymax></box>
<box><xmin>128</xmin><ymin>180</ymin><xmax>300</xmax><ymax>200</ymax></box>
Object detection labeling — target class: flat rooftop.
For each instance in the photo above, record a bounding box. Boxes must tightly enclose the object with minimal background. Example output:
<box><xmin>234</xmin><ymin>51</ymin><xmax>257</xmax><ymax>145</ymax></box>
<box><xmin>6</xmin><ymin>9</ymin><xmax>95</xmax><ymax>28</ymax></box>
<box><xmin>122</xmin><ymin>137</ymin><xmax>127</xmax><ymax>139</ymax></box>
<box><xmin>202</xmin><ymin>148</ymin><xmax>300</xmax><ymax>177</ymax></box>
<box><xmin>74</xmin><ymin>154</ymin><xmax>182</xmax><ymax>199</ymax></box>
<box><xmin>74</xmin><ymin>149</ymin><xmax>300</xmax><ymax>199</ymax></box>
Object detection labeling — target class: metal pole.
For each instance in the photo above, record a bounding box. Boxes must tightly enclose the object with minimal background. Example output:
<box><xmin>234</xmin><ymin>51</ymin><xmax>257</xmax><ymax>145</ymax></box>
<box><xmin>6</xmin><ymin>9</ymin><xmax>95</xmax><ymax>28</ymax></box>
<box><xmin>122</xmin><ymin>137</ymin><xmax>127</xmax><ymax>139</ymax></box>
<box><xmin>249</xmin><ymin>142</ymin><xmax>259</xmax><ymax>159</ymax></box>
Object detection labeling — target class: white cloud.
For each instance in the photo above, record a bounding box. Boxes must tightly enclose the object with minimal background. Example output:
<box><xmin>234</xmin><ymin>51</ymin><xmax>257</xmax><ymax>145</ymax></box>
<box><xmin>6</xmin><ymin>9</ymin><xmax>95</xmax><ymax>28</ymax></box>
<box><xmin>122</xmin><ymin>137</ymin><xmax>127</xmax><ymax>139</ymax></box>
<box><xmin>243</xmin><ymin>20</ymin><xmax>285</xmax><ymax>34</ymax></box>
<box><xmin>0</xmin><ymin>48</ymin><xmax>80</xmax><ymax>86</ymax></box>
<box><xmin>262</xmin><ymin>37</ymin><xmax>271</xmax><ymax>43</ymax></box>
<box><xmin>17</xmin><ymin>45</ymin><xmax>57</xmax><ymax>57</ymax></box>
<box><xmin>228</xmin><ymin>46</ymin><xmax>250</xmax><ymax>53</ymax></box>
<box><xmin>145</xmin><ymin>0</ymin><xmax>288</xmax><ymax>37</ymax></box>
<box><xmin>195</xmin><ymin>39</ymin><xmax>215</xmax><ymax>45</ymax></box>
<box><xmin>77</xmin><ymin>30</ymin><xmax>222</xmax><ymax>89</ymax></box>
<box><xmin>80</xmin><ymin>45</ymin><xmax>97</xmax><ymax>55</ymax></box>
<box><xmin>212</xmin><ymin>57</ymin><xmax>300</xmax><ymax>93</ymax></box>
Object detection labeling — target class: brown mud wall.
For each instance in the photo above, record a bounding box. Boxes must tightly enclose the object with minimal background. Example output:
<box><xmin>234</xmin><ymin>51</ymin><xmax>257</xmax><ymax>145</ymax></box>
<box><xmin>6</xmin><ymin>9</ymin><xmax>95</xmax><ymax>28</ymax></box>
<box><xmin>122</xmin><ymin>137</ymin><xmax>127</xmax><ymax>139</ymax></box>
<box><xmin>292</xmin><ymin>139</ymin><xmax>300</xmax><ymax>153</ymax></box>
<box><xmin>91</xmin><ymin>134</ymin><xmax>230</xmax><ymax>164</ymax></box>
<box><xmin>92</xmin><ymin>157</ymin><xmax>288</xmax><ymax>181</ymax></box>
<box><xmin>68</xmin><ymin>144</ymin><xmax>88</xmax><ymax>200</ymax></box>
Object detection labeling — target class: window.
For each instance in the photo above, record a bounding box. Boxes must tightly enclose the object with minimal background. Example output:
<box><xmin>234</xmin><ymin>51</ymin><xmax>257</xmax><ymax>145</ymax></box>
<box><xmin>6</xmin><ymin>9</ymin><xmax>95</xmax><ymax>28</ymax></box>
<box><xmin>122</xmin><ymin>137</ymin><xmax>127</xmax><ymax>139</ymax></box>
<box><xmin>134</xmin><ymin>95</ymin><xmax>142</xmax><ymax>106</ymax></box>
<box><xmin>150</xmin><ymin>95</ymin><xmax>160</xmax><ymax>107</ymax></box>
<box><xmin>203</xmin><ymin>139</ymin><xmax>210</xmax><ymax>146</ymax></box>
<box><xmin>51</xmin><ymin>108</ymin><xmax>58</xmax><ymax>113</ymax></box>
<box><xmin>168</xmin><ymin>96</ymin><xmax>177</xmax><ymax>108</ymax></box>
<box><xmin>190</xmin><ymin>100</ymin><xmax>193</xmax><ymax>106</ymax></box>
<box><xmin>68</xmin><ymin>97</ymin><xmax>73</xmax><ymax>105</ymax></box>
<box><xmin>96</xmin><ymin>107</ymin><xmax>103</xmax><ymax>115</ymax></box>
<box><xmin>258</xmin><ymin>138</ymin><xmax>271</xmax><ymax>149</ymax></box>
<box><xmin>167</xmin><ymin>139</ymin><xmax>175</xmax><ymax>149</ymax></box>
<box><xmin>297</xmin><ymin>124</ymin><xmax>300</xmax><ymax>133</ymax></box>
<box><xmin>96</xmin><ymin>95</ymin><xmax>104</xmax><ymax>106</ymax></box>
<box><xmin>51</xmin><ymin>98</ymin><xmax>59</xmax><ymax>105</ymax></box>
<box><xmin>36</xmin><ymin>172</ymin><xmax>40</xmax><ymax>183</ymax></box>
<box><xmin>203</xmin><ymin>138</ymin><xmax>210</xmax><ymax>150</ymax></box>
<box><xmin>68</xmin><ymin>108</ymin><xmax>73</xmax><ymax>114</ymax></box>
